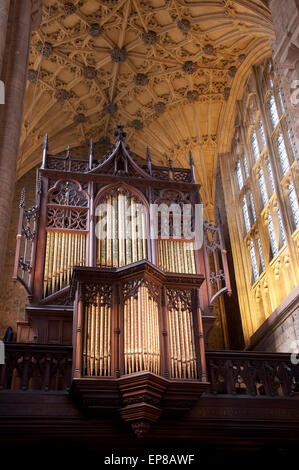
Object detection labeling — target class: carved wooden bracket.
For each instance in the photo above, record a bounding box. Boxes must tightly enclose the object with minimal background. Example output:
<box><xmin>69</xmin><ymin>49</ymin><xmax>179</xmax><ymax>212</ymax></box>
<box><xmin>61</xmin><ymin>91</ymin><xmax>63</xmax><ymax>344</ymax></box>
<box><xmin>71</xmin><ymin>371</ymin><xmax>209</xmax><ymax>438</ymax></box>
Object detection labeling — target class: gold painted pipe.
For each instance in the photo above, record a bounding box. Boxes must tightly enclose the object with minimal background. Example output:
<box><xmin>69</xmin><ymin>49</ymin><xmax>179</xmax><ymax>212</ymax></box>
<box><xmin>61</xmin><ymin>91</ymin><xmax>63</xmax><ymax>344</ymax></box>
<box><xmin>43</xmin><ymin>232</ymin><xmax>50</xmax><ymax>296</ymax></box>
<box><xmin>47</xmin><ymin>231</ymin><xmax>54</xmax><ymax>295</ymax></box>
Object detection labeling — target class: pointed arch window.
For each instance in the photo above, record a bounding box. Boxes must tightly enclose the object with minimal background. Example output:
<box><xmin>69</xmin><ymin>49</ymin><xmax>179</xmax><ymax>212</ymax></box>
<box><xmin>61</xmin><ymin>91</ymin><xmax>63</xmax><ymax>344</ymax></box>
<box><xmin>258</xmin><ymin>168</ymin><xmax>268</xmax><ymax>206</ymax></box>
<box><xmin>269</xmin><ymin>95</ymin><xmax>279</xmax><ymax>128</ymax></box>
<box><xmin>252</xmin><ymin>131</ymin><xmax>260</xmax><ymax>161</ymax></box>
<box><xmin>277</xmin><ymin>206</ymin><xmax>286</xmax><ymax>245</ymax></box>
<box><xmin>289</xmin><ymin>183</ymin><xmax>299</xmax><ymax>229</ymax></box>
<box><xmin>257</xmin><ymin>237</ymin><xmax>265</xmax><ymax>272</ymax></box>
<box><xmin>236</xmin><ymin>159</ymin><xmax>244</xmax><ymax>191</ymax></box>
<box><xmin>267</xmin><ymin>159</ymin><xmax>275</xmax><ymax>194</ymax></box>
<box><xmin>250</xmin><ymin>239</ymin><xmax>259</xmax><ymax>282</ymax></box>
<box><xmin>242</xmin><ymin>153</ymin><xmax>249</xmax><ymax>179</ymax></box>
<box><xmin>259</xmin><ymin>120</ymin><xmax>266</xmax><ymax>148</ymax></box>
<box><xmin>278</xmin><ymin>90</ymin><xmax>285</xmax><ymax>113</ymax></box>
<box><xmin>242</xmin><ymin>197</ymin><xmax>251</xmax><ymax>233</ymax></box>
<box><xmin>249</xmin><ymin>192</ymin><xmax>256</xmax><ymax>222</ymax></box>
<box><xmin>268</xmin><ymin>213</ymin><xmax>278</xmax><ymax>257</ymax></box>
<box><xmin>277</xmin><ymin>134</ymin><xmax>290</xmax><ymax>176</ymax></box>
<box><xmin>287</xmin><ymin>128</ymin><xmax>296</xmax><ymax>158</ymax></box>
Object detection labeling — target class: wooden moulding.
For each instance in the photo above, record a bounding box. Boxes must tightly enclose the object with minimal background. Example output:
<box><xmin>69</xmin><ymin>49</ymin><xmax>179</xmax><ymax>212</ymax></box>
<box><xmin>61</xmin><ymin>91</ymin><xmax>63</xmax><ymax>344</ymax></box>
<box><xmin>70</xmin><ymin>260</ymin><xmax>205</xmax><ymax>300</ymax></box>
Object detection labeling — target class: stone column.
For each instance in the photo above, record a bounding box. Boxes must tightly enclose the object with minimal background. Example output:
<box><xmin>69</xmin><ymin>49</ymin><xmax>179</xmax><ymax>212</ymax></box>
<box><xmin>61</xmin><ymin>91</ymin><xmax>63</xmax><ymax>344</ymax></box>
<box><xmin>0</xmin><ymin>0</ymin><xmax>10</xmax><ymax>77</ymax></box>
<box><xmin>0</xmin><ymin>0</ymin><xmax>42</xmax><ymax>288</ymax></box>
<box><xmin>268</xmin><ymin>0</ymin><xmax>299</xmax><ymax>150</ymax></box>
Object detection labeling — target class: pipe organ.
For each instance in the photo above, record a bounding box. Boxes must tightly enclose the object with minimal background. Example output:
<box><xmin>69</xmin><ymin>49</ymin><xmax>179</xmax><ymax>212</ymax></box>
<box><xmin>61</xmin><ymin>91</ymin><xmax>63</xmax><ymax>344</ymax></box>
<box><xmin>14</xmin><ymin>124</ymin><xmax>231</xmax><ymax>430</ymax></box>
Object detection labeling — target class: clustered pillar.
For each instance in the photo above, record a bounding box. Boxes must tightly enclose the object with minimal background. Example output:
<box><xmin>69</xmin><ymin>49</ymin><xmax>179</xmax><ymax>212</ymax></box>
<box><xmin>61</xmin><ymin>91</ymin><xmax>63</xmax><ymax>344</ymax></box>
<box><xmin>0</xmin><ymin>0</ymin><xmax>41</xmax><ymax>287</ymax></box>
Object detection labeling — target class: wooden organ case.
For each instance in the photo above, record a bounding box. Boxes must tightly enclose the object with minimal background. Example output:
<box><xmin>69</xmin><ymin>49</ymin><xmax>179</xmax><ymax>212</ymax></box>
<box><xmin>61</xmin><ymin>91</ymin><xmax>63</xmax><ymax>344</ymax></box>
<box><xmin>14</xmin><ymin>124</ymin><xmax>231</xmax><ymax>436</ymax></box>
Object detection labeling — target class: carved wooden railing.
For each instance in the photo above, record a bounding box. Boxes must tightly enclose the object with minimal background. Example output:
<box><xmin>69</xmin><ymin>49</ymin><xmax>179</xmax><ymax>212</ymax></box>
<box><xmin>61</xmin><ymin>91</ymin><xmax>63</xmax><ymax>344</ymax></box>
<box><xmin>0</xmin><ymin>345</ymin><xmax>298</xmax><ymax>398</ymax></box>
<box><xmin>0</xmin><ymin>343</ymin><xmax>72</xmax><ymax>391</ymax></box>
<box><xmin>41</xmin><ymin>131</ymin><xmax>195</xmax><ymax>184</ymax></box>
<box><xmin>206</xmin><ymin>351</ymin><xmax>299</xmax><ymax>397</ymax></box>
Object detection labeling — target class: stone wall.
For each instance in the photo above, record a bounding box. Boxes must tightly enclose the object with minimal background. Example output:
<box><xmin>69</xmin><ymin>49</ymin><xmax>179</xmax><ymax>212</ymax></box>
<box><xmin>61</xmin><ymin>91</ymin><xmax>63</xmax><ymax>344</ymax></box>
<box><xmin>0</xmin><ymin>168</ymin><xmax>37</xmax><ymax>339</ymax></box>
<box><xmin>249</xmin><ymin>285</ymin><xmax>299</xmax><ymax>352</ymax></box>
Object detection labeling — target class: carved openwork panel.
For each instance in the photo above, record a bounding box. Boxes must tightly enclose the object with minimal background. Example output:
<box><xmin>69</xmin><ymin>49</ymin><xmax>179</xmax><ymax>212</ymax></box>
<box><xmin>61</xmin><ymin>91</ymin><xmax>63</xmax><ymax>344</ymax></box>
<box><xmin>203</xmin><ymin>221</ymin><xmax>231</xmax><ymax>304</ymax></box>
<box><xmin>46</xmin><ymin>156</ymin><xmax>67</xmax><ymax>171</ymax></box>
<box><xmin>167</xmin><ymin>288</ymin><xmax>192</xmax><ymax>312</ymax></box>
<box><xmin>48</xmin><ymin>181</ymin><xmax>88</xmax><ymax>208</ymax></box>
<box><xmin>207</xmin><ymin>353</ymin><xmax>298</xmax><ymax>397</ymax></box>
<box><xmin>69</xmin><ymin>159</ymin><xmax>89</xmax><ymax>173</ymax></box>
<box><xmin>13</xmin><ymin>182</ymin><xmax>41</xmax><ymax>296</ymax></box>
<box><xmin>47</xmin><ymin>207</ymin><xmax>88</xmax><ymax>231</ymax></box>
<box><xmin>82</xmin><ymin>282</ymin><xmax>112</xmax><ymax>307</ymax></box>
<box><xmin>122</xmin><ymin>278</ymin><xmax>160</xmax><ymax>303</ymax></box>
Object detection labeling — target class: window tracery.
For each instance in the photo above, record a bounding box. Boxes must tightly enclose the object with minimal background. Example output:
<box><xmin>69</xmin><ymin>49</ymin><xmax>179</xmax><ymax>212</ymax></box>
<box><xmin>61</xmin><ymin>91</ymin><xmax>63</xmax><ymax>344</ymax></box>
<box><xmin>232</xmin><ymin>60</ymin><xmax>298</xmax><ymax>292</ymax></box>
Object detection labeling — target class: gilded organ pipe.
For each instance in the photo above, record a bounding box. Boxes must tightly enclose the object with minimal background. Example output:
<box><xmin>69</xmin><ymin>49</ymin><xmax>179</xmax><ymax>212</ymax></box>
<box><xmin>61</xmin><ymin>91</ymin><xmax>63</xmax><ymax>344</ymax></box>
<box><xmin>123</xmin><ymin>283</ymin><xmax>160</xmax><ymax>375</ymax></box>
<box><xmin>43</xmin><ymin>231</ymin><xmax>86</xmax><ymax>297</ymax></box>
<box><xmin>157</xmin><ymin>240</ymin><xmax>196</xmax><ymax>274</ymax></box>
<box><xmin>96</xmin><ymin>191</ymin><xmax>147</xmax><ymax>268</ymax></box>
<box><xmin>82</xmin><ymin>292</ymin><xmax>111</xmax><ymax>377</ymax></box>
<box><xmin>167</xmin><ymin>293</ymin><xmax>197</xmax><ymax>379</ymax></box>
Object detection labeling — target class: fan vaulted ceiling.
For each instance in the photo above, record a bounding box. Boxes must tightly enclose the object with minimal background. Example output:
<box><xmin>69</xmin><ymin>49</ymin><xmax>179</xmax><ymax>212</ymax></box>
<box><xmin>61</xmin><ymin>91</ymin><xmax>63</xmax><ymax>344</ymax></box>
<box><xmin>19</xmin><ymin>0</ymin><xmax>273</xmax><ymax>213</ymax></box>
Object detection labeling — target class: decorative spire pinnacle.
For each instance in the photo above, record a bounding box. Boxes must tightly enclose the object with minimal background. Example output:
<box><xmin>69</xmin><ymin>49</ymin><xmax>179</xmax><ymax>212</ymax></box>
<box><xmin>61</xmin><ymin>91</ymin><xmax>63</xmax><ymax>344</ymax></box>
<box><xmin>146</xmin><ymin>146</ymin><xmax>152</xmax><ymax>175</ymax></box>
<box><xmin>43</xmin><ymin>133</ymin><xmax>48</xmax><ymax>150</ymax></box>
<box><xmin>89</xmin><ymin>139</ymin><xmax>94</xmax><ymax>170</ymax></box>
<box><xmin>19</xmin><ymin>188</ymin><xmax>25</xmax><ymax>209</ymax></box>
<box><xmin>189</xmin><ymin>149</ymin><xmax>194</xmax><ymax>166</ymax></box>
<box><xmin>114</xmin><ymin>123</ymin><xmax>126</xmax><ymax>143</ymax></box>
<box><xmin>189</xmin><ymin>149</ymin><xmax>196</xmax><ymax>183</ymax></box>
<box><xmin>37</xmin><ymin>175</ymin><xmax>42</xmax><ymax>195</ymax></box>
<box><xmin>42</xmin><ymin>134</ymin><xmax>48</xmax><ymax>169</ymax></box>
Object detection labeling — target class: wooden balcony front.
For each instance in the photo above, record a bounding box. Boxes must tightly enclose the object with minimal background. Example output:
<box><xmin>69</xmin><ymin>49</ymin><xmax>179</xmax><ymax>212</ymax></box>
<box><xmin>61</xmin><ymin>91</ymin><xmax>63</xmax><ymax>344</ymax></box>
<box><xmin>1</xmin><ymin>341</ymin><xmax>298</xmax><ymax>448</ymax></box>
<box><xmin>1</xmin><ymin>344</ymin><xmax>298</xmax><ymax>397</ymax></box>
